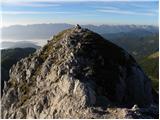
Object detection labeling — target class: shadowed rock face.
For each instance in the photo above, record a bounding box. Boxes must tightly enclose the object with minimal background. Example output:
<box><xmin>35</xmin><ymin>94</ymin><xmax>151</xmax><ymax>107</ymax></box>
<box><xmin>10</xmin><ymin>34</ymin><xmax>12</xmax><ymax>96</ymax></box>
<box><xmin>1</xmin><ymin>26</ymin><xmax>156</xmax><ymax>119</ymax></box>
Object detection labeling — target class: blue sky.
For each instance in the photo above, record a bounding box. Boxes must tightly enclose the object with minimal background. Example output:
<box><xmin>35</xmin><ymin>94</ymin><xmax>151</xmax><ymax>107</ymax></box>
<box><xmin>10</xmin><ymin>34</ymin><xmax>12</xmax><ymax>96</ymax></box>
<box><xmin>1</xmin><ymin>0</ymin><xmax>159</xmax><ymax>27</ymax></box>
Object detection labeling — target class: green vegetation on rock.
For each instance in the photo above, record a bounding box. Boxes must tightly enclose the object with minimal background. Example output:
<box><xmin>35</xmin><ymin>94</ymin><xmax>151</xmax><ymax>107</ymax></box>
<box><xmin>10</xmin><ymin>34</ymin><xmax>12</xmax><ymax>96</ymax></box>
<box><xmin>139</xmin><ymin>51</ymin><xmax>159</xmax><ymax>91</ymax></box>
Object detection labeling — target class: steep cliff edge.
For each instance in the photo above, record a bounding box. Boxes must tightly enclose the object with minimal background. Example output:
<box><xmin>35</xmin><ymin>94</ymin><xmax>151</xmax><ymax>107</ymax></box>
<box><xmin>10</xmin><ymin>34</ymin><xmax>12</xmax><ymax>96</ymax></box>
<box><xmin>1</xmin><ymin>25</ymin><xmax>158</xmax><ymax>119</ymax></box>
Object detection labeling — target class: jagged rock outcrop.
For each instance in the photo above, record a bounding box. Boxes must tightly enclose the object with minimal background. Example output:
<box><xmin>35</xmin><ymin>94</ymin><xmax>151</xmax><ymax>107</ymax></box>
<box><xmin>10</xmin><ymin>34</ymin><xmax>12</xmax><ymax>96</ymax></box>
<box><xmin>1</xmin><ymin>25</ymin><xmax>158</xmax><ymax>118</ymax></box>
<box><xmin>1</xmin><ymin>48</ymin><xmax>36</xmax><ymax>96</ymax></box>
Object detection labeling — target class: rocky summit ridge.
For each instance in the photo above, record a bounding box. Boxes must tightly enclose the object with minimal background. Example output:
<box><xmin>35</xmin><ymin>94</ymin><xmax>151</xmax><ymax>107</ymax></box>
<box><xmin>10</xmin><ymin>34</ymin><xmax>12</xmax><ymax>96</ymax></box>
<box><xmin>1</xmin><ymin>25</ymin><xmax>158</xmax><ymax>119</ymax></box>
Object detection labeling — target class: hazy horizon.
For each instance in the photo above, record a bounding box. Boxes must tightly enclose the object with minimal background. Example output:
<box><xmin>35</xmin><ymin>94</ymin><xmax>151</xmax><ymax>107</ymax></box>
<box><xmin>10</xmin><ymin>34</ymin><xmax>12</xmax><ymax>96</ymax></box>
<box><xmin>1</xmin><ymin>23</ymin><xmax>159</xmax><ymax>28</ymax></box>
<box><xmin>1</xmin><ymin>23</ymin><xmax>158</xmax><ymax>49</ymax></box>
<box><xmin>1</xmin><ymin>0</ymin><xmax>159</xmax><ymax>27</ymax></box>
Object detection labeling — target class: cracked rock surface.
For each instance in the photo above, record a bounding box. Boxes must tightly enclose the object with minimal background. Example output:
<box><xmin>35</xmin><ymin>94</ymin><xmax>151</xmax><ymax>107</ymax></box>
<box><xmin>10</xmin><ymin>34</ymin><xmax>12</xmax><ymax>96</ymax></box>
<box><xmin>1</xmin><ymin>25</ymin><xmax>158</xmax><ymax>119</ymax></box>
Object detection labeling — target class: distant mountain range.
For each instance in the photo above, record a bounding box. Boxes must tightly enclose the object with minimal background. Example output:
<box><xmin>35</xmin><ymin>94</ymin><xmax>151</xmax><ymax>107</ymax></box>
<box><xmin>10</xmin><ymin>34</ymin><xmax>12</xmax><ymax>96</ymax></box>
<box><xmin>1</xmin><ymin>23</ymin><xmax>158</xmax><ymax>40</ymax></box>
<box><xmin>102</xmin><ymin>33</ymin><xmax>159</xmax><ymax>60</ymax></box>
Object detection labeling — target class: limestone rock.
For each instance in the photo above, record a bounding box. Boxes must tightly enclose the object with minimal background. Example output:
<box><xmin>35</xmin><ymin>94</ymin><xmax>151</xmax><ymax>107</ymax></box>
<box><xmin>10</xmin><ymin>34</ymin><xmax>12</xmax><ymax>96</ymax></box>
<box><xmin>1</xmin><ymin>25</ymin><xmax>158</xmax><ymax>119</ymax></box>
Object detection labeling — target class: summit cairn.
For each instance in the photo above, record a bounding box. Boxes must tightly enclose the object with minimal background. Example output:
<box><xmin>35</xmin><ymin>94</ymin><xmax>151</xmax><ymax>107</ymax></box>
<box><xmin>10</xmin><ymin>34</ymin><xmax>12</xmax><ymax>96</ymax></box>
<box><xmin>75</xmin><ymin>24</ymin><xmax>81</xmax><ymax>29</ymax></box>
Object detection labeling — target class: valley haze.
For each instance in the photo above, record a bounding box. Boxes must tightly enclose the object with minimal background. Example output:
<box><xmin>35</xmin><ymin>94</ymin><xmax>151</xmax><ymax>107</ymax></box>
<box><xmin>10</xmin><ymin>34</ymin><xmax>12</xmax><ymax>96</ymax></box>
<box><xmin>1</xmin><ymin>23</ymin><xmax>158</xmax><ymax>48</ymax></box>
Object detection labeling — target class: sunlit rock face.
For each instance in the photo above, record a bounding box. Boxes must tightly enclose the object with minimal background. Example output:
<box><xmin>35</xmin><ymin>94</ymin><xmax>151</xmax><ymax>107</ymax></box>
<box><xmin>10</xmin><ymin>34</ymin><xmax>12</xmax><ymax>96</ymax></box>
<box><xmin>1</xmin><ymin>25</ymin><xmax>157</xmax><ymax>119</ymax></box>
